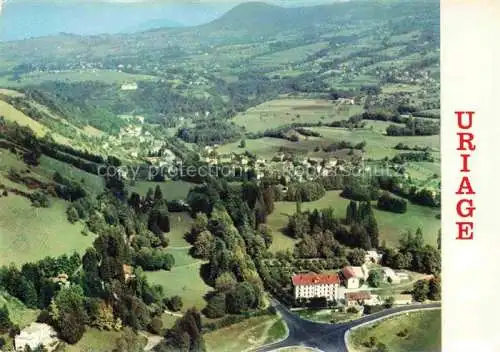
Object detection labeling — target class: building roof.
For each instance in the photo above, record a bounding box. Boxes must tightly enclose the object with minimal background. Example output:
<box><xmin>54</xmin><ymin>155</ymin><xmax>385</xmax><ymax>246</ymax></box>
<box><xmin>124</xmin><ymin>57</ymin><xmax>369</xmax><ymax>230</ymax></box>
<box><xmin>345</xmin><ymin>291</ymin><xmax>372</xmax><ymax>301</ymax></box>
<box><xmin>292</xmin><ymin>273</ymin><xmax>340</xmax><ymax>286</ymax></box>
<box><xmin>342</xmin><ymin>266</ymin><xmax>365</xmax><ymax>279</ymax></box>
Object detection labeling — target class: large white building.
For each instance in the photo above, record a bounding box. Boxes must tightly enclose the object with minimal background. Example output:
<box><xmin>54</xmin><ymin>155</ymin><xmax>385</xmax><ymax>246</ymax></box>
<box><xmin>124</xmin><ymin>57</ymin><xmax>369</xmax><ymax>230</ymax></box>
<box><xmin>292</xmin><ymin>273</ymin><xmax>342</xmax><ymax>301</ymax></box>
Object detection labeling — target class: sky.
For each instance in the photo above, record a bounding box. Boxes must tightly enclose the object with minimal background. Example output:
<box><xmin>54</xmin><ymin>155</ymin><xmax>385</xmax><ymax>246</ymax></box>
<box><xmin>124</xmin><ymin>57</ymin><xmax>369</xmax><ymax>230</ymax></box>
<box><xmin>0</xmin><ymin>0</ymin><xmax>347</xmax><ymax>41</ymax></box>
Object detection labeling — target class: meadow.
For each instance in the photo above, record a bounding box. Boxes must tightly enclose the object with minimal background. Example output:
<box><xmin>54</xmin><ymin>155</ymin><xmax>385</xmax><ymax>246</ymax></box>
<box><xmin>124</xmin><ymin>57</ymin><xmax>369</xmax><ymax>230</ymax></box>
<box><xmin>267</xmin><ymin>191</ymin><xmax>440</xmax><ymax>251</ymax></box>
<box><xmin>0</xmin><ymin>70</ymin><xmax>158</xmax><ymax>88</ymax></box>
<box><xmin>231</xmin><ymin>98</ymin><xmax>363</xmax><ymax>133</ymax></box>
<box><xmin>66</xmin><ymin>328</ymin><xmax>123</xmax><ymax>352</ymax></box>
<box><xmin>204</xmin><ymin>315</ymin><xmax>286</xmax><ymax>352</ymax></box>
<box><xmin>146</xmin><ymin>259</ymin><xmax>211</xmax><ymax>312</ymax></box>
<box><xmin>0</xmin><ymin>194</ymin><xmax>95</xmax><ymax>267</ymax></box>
<box><xmin>347</xmin><ymin>309</ymin><xmax>441</xmax><ymax>352</ymax></box>
<box><xmin>0</xmin><ymin>291</ymin><xmax>39</xmax><ymax>328</ymax></box>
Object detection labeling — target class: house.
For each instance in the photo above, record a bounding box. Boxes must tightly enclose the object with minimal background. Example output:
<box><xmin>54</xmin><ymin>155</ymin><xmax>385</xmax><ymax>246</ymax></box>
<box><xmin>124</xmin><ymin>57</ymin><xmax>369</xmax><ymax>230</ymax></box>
<box><xmin>365</xmin><ymin>250</ymin><xmax>383</xmax><ymax>264</ymax></box>
<box><xmin>50</xmin><ymin>273</ymin><xmax>69</xmax><ymax>288</ymax></box>
<box><xmin>292</xmin><ymin>273</ymin><xmax>343</xmax><ymax>301</ymax></box>
<box><xmin>382</xmin><ymin>267</ymin><xmax>401</xmax><ymax>284</ymax></box>
<box><xmin>15</xmin><ymin>323</ymin><xmax>60</xmax><ymax>351</ymax></box>
<box><xmin>345</xmin><ymin>291</ymin><xmax>373</xmax><ymax>307</ymax></box>
<box><xmin>341</xmin><ymin>265</ymin><xmax>369</xmax><ymax>289</ymax></box>
<box><xmin>392</xmin><ymin>294</ymin><xmax>413</xmax><ymax>305</ymax></box>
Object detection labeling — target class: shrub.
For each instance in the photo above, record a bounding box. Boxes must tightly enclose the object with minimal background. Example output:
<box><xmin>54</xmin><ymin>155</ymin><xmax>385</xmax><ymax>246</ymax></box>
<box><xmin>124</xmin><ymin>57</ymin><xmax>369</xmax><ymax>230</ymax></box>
<box><xmin>167</xmin><ymin>296</ymin><xmax>183</xmax><ymax>312</ymax></box>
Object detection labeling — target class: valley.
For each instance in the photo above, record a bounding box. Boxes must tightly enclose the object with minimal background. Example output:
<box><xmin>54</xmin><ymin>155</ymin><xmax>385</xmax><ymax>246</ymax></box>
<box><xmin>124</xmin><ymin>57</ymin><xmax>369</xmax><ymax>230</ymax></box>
<box><xmin>0</xmin><ymin>1</ymin><xmax>441</xmax><ymax>351</ymax></box>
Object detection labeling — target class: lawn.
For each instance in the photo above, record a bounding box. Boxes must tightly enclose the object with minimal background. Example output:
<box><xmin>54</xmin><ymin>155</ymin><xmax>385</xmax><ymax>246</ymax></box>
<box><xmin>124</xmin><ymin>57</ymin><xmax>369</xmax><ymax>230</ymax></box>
<box><xmin>204</xmin><ymin>315</ymin><xmax>286</xmax><ymax>352</ymax></box>
<box><xmin>146</xmin><ymin>256</ymin><xmax>211</xmax><ymax>312</ymax></box>
<box><xmin>167</xmin><ymin>212</ymin><xmax>193</xmax><ymax>248</ymax></box>
<box><xmin>0</xmin><ymin>291</ymin><xmax>39</xmax><ymax>328</ymax></box>
<box><xmin>130</xmin><ymin>180</ymin><xmax>195</xmax><ymax>201</ymax></box>
<box><xmin>231</xmin><ymin>98</ymin><xmax>363</xmax><ymax>133</ymax></box>
<box><xmin>268</xmin><ymin>191</ymin><xmax>440</xmax><ymax>248</ymax></box>
<box><xmin>0</xmin><ymin>194</ymin><xmax>95</xmax><ymax>267</ymax></box>
<box><xmin>348</xmin><ymin>309</ymin><xmax>441</xmax><ymax>352</ymax></box>
<box><xmin>66</xmin><ymin>328</ymin><xmax>123</xmax><ymax>352</ymax></box>
<box><xmin>297</xmin><ymin>308</ymin><xmax>361</xmax><ymax>324</ymax></box>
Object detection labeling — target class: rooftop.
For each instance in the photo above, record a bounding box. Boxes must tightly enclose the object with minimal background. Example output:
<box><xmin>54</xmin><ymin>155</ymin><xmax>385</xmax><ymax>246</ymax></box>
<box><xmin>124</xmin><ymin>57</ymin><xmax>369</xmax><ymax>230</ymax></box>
<box><xmin>342</xmin><ymin>266</ymin><xmax>365</xmax><ymax>279</ymax></box>
<box><xmin>345</xmin><ymin>291</ymin><xmax>372</xmax><ymax>301</ymax></box>
<box><xmin>292</xmin><ymin>273</ymin><xmax>340</xmax><ymax>286</ymax></box>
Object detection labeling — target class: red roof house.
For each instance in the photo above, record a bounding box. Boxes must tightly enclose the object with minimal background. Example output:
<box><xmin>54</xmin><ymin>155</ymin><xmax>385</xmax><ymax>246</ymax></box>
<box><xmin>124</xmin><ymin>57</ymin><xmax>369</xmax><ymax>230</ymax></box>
<box><xmin>292</xmin><ymin>273</ymin><xmax>340</xmax><ymax>286</ymax></box>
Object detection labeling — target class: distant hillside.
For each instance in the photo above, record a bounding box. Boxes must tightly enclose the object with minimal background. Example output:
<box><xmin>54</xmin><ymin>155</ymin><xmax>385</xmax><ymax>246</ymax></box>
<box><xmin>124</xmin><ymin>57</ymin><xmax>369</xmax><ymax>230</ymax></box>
<box><xmin>200</xmin><ymin>0</ymin><xmax>438</xmax><ymax>36</ymax></box>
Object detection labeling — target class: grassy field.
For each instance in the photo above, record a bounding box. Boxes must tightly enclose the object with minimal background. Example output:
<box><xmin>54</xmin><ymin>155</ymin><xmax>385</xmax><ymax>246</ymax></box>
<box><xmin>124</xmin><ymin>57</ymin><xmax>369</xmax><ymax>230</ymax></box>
<box><xmin>231</xmin><ymin>98</ymin><xmax>363</xmax><ymax>133</ymax></box>
<box><xmin>130</xmin><ymin>180</ymin><xmax>195</xmax><ymax>201</ymax></box>
<box><xmin>167</xmin><ymin>212</ymin><xmax>193</xmax><ymax>247</ymax></box>
<box><xmin>204</xmin><ymin>315</ymin><xmax>286</xmax><ymax>352</ymax></box>
<box><xmin>0</xmin><ymin>194</ymin><xmax>95</xmax><ymax>266</ymax></box>
<box><xmin>268</xmin><ymin>191</ymin><xmax>440</xmax><ymax>249</ymax></box>
<box><xmin>219</xmin><ymin>123</ymin><xmax>439</xmax><ymax>171</ymax></box>
<box><xmin>297</xmin><ymin>308</ymin><xmax>361</xmax><ymax>324</ymax></box>
<box><xmin>0</xmin><ymin>70</ymin><xmax>158</xmax><ymax>87</ymax></box>
<box><xmin>0</xmin><ymin>99</ymin><xmax>50</xmax><ymax>136</ymax></box>
<box><xmin>308</xmin><ymin>125</ymin><xmax>440</xmax><ymax>160</ymax></box>
<box><xmin>0</xmin><ymin>291</ymin><xmax>39</xmax><ymax>328</ymax></box>
<box><xmin>66</xmin><ymin>328</ymin><xmax>123</xmax><ymax>352</ymax></box>
<box><xmin>38</xmin><ymin>155</ymin><xmax>106</xmax><ymax>195</ymax></box>
<box><xmin>146</xmin><ymin>253</ymin><xmax>211</xmax><ymax>312</ymax></box>
<box><xmin>348</xmin><ymin>310</ymin><xmax>441</xmax><ymax>352</ymax></box>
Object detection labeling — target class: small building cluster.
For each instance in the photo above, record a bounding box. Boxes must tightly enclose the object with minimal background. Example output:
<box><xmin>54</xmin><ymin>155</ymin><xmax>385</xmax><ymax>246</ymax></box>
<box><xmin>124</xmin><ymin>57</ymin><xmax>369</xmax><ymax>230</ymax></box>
<box><xmin>292</xmin><ymin>255</ymin><xmax>412</xmax><ymax>308</ymax></box>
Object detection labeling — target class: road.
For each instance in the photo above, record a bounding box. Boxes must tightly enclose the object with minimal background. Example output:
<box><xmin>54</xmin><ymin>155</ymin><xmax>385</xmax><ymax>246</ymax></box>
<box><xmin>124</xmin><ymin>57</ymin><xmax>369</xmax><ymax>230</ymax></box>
<box><xmin>252</xmin><ymin>299</ymin><xmax>441</xmax><ymax>352</ymax></box>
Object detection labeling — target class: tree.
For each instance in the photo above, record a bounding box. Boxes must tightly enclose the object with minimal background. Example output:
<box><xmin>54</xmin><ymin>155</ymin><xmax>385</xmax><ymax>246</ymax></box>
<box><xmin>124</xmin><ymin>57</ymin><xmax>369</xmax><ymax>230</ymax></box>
<box><xmin>365</xmin><ymin>214</ymin><xmax>379</xmax><ymax>249</ymax></box>
<box><xmin>168</xmin><ymin>296</ymin><xmax>183</xmax><ymax>312</ymax></box>
<box><xmin>238</xmin><ymin>139</ymin><xmax>246</xmax><ymax>148</ymax></box>
<box><xmin>262</xmin><ymin>186</ymin><xmax>275</xmax><ymax>215</ymax></box>
<box><xmin>367</xmin><ymin>271</ymin><xmax>382</xmax><ymax>288</ymax></box>
<box><xmin>226</xmin><ymin>282</ymin><xmax>257</xmax><ymax>314</ymax></box>
<box><xmin>148</xmin><ymin>204</ymin><xmax>170</xmax><ymax>234</ymax></box>
<box><xmin>203</xmin><ymin>293</ymin><xmax>226</xmax><ymax>319</ymax></box>
<box><xmin>154</xmin><ymin>185</ymin><xmax>163</xmax><ymax>202</ymax></box>
<box><xmin>0</xmin><ymin>305</ymin><xmax>12</xmax><ymax>332</ymax></box>
<box><xmin>428</xmin><ymin>276</ymin><xmax>441</xmax><ymax>300</ymax></box>
<box><xmin>148</xmin><ymin>317</ymin><xmax>163</xmax><ymax>335</ymax></box>
<box><xmin>92</xmin><ymin>300</ymin><xmax>115</xmax><ymax>331</ymax></box>
<box><xmin>348</xmin><ymin>248</ymin><xmax>366</xmax><ymax>266</ymax></box>
<box><xmin>412</xmin><ymin>280</ymin><xmax>430</xmax><ymax>302</ymax></box>
<box><xmin>346</xmin><ymin>200</ymin><xmax>358</xmax><ymax>225</ymax></box>
<box><xmin>52</xmin><ymin>285</ymin><xmax>87</xmax><ymax>344</ymax></box>
<box><xmin>67</xmin><ymin>206</ymin><xmax>80</xmax><ymax>223</ymax></box>
<box><xmin>112</xmin><ymin>327</ymin><xmax>145</xmax><ymax>352</ymax></box>
<box><xmin>192</xmin><ymin>231</ymin><xmax>214</xmax><ymax>259</ymax></box>
<box><xmin>215</xmin><ymin>272</ymin><xmax>237</xmax><ymax>293</ymax></box>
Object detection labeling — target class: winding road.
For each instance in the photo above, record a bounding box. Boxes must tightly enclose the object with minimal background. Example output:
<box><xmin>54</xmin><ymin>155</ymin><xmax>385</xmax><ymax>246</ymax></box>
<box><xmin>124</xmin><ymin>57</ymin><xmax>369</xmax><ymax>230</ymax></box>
<box><xmin>252</xmin><ymin>299</ymin><xmax>441</xmax><ymax>352</ymax></box>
